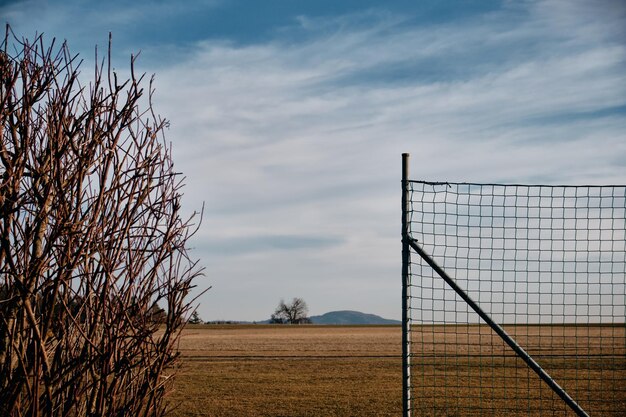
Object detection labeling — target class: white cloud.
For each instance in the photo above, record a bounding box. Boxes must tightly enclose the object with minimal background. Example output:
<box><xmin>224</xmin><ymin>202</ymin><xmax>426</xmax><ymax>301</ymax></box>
<box><xmin>3</xmin><ymin>1</ymin><xmax>625</xmax><ymax>320</ymax></box>
<box><xmin>149</xmin><ymin>6</ymin><xmax>625</xmax><ymax>320</ymax></box>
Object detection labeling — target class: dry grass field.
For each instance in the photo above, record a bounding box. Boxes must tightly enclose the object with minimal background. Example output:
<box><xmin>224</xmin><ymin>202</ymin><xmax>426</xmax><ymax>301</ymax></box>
<box><xmin>411</xmin><ymin>324</ymin><xmax>626</xmax><ymax>416</ymax></box>
<box><xmin>167</xmin><ymin>325</ymin><xmax>402</xmax><ymax>416</ymax></box>
<box><xmin>166</xmin><ymin>325</ymin><xmax>625</xmax><ymax>416</ymax></box>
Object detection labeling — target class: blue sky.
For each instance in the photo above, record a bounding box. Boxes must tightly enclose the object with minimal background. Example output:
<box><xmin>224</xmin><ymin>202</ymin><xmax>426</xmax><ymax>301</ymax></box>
<box><xmin>2</xmin><ymin>0</ymin><xmax>625</xmax><ymax>321</ymax></box>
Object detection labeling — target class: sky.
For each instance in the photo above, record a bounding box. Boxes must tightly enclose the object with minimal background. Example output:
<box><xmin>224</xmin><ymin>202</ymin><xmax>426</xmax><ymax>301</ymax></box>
<box><xmin>2</xmin><ymin>0</ymin><xmax>625</xmax><ymax>321</ymax></box>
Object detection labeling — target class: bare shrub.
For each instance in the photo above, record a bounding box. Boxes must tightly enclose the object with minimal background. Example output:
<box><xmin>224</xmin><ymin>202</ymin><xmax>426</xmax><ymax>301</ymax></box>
<box><xmin>0</xmin><ymin>26</ymin><xmax>203</xmax><ymax>416</ymax></box>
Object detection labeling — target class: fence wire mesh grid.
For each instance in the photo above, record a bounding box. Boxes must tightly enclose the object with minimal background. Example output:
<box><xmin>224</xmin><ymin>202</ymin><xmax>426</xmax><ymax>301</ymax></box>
<box><xmin>405</xmin><ymin>181</ymin><xmax>626</xmax><ymax>416</ymax></box>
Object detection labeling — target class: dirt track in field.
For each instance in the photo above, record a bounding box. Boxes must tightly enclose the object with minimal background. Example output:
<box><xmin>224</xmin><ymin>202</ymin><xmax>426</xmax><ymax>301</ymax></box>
<box><xmin>177</xmin><ymin>325</ymin><xmax>401</xmax><ymax>358</ymax></box>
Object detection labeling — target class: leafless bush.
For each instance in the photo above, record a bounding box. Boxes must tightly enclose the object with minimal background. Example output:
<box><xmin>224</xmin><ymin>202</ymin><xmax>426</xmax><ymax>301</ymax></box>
<box><xmin>0</xmin><ymin>26</ymin><xmax>203</xmax><ymax>416</ymax></box>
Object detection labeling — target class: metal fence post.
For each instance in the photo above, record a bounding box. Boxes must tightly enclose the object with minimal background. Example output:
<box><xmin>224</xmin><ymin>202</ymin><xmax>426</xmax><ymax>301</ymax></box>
<box><xmin>401</xmin><ymin>153</ymin><xmax>411</xmax><ymax>417</ymax></box>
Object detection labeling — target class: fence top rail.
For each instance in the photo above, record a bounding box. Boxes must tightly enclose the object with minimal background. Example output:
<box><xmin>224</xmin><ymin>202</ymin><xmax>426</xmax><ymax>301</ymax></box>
<box><xmin>408</xmin><ymin>180</ymin><xmax>626</xmax><ymax>188</ymax></box>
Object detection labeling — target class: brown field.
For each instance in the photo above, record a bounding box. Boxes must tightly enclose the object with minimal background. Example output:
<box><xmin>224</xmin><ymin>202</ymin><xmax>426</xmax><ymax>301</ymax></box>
<box><xmin>167</xmin><ymin>325</ymin><xmax>401</xmax><ymax>416</ymax></box>
<box><xmin>166</xmin><ymin>325</ymin><xmax>625</xmax><ymax>416</ymax></box>
<box><xmin>410</xmin><ymin>324</ymin><xmax>626</xmax><ymax>416</ymax></box>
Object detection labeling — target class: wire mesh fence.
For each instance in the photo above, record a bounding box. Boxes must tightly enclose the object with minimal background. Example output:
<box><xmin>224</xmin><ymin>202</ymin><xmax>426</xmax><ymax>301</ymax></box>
<box><xmin>403</xmin><ymin>177</ymin><xmax>626</xmax><ymax>416</ymax></box>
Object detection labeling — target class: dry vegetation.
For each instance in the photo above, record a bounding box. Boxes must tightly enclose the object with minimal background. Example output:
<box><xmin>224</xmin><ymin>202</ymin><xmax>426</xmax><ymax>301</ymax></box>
<box><xmin>166</xmin><ymin>325</ymin><xmax>401</xmax><ymax>417</ymax></box>
<box><xmin>1</xmin><ymin>29</ymin><xmax>201</xmax><ymax>416</ymax></box>
<box><xmin>166</xmin><ymin>325</ymin><xmax>624</xmax><ymax>417</ymax></box>
<box><xmin>411</xmin><ymin>324</ymin><xmax>626</xmax><ymax>416</ymax></box>
<box><xmin>167</xmin><ymin>325</ymin><xmax>402</xmax><ymax>417</ymax></box>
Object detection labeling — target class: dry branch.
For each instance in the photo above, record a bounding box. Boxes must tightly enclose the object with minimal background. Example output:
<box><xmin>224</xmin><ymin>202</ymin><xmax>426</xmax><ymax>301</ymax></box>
<box><xmin>0</xmin><ymin>26</ymin><xmax>203</xmax><ymax>417</ymax></box>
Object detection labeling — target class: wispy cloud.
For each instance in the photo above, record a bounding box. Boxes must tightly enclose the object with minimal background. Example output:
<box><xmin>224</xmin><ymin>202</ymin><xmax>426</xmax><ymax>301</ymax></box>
<box><xmin>197</xmin><ymin>235</ymin><xmax>344</xmax><ymax>257</ymax></box>
<box><xmin>2</xmin><ymin>0</ymin><xmax>625</xmax><ymax>320</ymax></box>
<box><xmin>152</xmin><ymin>2</ymin><xmax>625</xmax><ymax>319</ymax></box>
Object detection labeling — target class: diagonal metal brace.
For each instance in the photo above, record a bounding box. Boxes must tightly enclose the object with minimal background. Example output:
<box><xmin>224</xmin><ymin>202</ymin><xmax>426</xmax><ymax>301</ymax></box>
<box><xmin>408</xmin><ymin>238</ymin><xmax>590</xmax><ymax>417</ymax></box>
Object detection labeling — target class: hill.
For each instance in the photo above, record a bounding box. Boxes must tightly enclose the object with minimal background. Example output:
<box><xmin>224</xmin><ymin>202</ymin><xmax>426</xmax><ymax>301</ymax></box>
<box><xmin>309</xmin><ymin>310</ymin><xmax>400</xmax><ymax>325</ymax></box>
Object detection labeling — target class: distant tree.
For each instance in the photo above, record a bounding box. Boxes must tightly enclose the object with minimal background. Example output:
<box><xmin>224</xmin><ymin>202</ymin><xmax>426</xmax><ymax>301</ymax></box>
<box><xmin>148</xmin><ymin>302</ymin><xmax>167</xmax><ymax>325</ymax></box>
<box><xmin>0</xmin><ymin>29</ymin><xmax>203</xmax><ymax>416</ymax></box>
<box><xmin>271</xmin><ymin>298</ymin><xmax>311</xmax><ymax>324</ymax></box>
<box><xmin>188</xmin><ymin>311</ymin><xmax>203</xmax><ymax>324</ymax></box>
